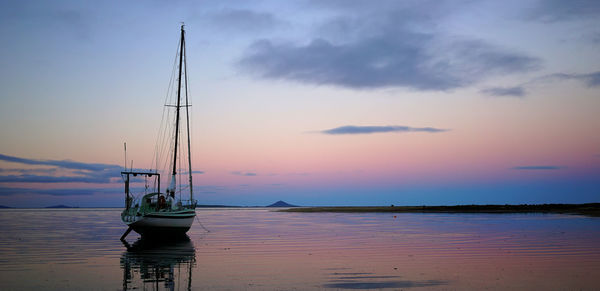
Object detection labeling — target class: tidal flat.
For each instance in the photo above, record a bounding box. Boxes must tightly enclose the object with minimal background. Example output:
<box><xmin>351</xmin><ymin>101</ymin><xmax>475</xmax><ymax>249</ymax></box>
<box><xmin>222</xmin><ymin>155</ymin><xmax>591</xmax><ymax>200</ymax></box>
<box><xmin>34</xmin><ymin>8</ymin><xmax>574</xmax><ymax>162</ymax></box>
<box><xmin>0</xmin><ymin>208</ymin><xmax>599</xmax><ymax>290</ymax></box>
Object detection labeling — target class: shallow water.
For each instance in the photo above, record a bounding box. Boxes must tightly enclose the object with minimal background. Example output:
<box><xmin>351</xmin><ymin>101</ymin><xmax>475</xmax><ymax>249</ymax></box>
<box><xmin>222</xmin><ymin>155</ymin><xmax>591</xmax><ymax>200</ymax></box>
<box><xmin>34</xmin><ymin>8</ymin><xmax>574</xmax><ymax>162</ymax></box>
<box><xmin>0</xmin><ymin>208</ymin><xmax>599</xmax><ymax>290</ymax></box>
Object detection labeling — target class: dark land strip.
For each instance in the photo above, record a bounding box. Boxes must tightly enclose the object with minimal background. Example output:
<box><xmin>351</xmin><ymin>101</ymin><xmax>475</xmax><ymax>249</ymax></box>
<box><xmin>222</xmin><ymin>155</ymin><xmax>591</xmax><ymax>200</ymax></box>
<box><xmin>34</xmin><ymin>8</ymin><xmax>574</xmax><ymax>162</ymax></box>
<box><xmin>280</xmin><ymin>203</ymin><xmax>600</xmax><ymax>217</ymax></box>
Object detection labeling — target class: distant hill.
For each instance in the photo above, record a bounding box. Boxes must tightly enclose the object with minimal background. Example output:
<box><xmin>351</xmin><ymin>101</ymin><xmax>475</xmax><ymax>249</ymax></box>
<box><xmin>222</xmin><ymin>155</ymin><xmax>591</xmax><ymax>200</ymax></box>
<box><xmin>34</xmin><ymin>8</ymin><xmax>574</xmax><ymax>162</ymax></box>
<box><xmin>45</xmin><ymin>205</ymin><xmax>79</xmax><ymax>209</ymax></box>
<box><xmin>266</xmin><ymin>200</ymin><xmax>298</xmax><ymax>207</ymax></box>
<box><xmin>0</xmin><ymin>205</ymin><xmax>12</xmax><ymax>209</ymax></box>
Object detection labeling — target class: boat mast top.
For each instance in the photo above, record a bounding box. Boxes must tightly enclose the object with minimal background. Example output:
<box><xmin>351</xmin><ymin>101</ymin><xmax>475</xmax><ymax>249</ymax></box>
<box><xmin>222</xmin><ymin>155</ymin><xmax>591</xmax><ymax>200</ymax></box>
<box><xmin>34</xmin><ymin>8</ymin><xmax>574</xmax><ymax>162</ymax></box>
<box><xmin>166</xmin><ymin>24</ymin><xmax>194</xmax><ymax>202</ymax></box>
<box><xmin>183</xmin><ymin>27</ymin><xmax>194</xmax><ymax>202</ymax></box>
<box><xmin>166</xmin><ymin>24</ymin><xmax>186</xmax><ymax>198</ymax></box>
<box><xmin>171</xmin><ymin>24</ymin><xmax>185</xmax><ymax>179</ymax></box>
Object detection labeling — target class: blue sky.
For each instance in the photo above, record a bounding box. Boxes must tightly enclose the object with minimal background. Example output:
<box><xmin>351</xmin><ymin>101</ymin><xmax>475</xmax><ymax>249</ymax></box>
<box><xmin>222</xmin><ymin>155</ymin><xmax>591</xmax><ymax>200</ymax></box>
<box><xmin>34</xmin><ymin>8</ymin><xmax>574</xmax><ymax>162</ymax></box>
<box><xmin>0</xmin><ymin>0</ymin><xmax>599</xmax><ymax>207</ymax></box>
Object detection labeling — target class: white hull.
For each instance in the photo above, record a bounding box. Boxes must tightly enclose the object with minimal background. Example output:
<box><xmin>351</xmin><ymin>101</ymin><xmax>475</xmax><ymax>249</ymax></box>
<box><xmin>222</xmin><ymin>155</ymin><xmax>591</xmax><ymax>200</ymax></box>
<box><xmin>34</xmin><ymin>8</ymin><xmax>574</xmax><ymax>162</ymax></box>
<box><xmin>127</xmin><ymin>215</ymin><xmax>194</xmax><ymax>228</ymax></box>
<box><xmin>123</xmin><ymin>211</ymin><xmax>195</xmax><ymax>236</ymax></box>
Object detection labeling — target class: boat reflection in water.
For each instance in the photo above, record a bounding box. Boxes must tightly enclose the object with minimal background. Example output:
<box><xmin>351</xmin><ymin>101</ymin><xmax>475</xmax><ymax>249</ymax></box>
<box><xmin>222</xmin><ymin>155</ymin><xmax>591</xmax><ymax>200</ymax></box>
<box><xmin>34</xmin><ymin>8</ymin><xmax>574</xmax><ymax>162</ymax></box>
<box><xmin>120</xmin><ymin>236</ymin><xmax>196</xmax><ymax>291</ymax></box>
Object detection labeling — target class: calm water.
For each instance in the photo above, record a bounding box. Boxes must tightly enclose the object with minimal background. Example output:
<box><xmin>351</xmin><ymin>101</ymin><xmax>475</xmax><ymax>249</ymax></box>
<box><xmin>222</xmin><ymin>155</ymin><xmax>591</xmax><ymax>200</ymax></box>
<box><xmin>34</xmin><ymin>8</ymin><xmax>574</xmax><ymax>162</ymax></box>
<box><xmin>0</xmin><ymin>208</ymin><xmax>599</xmax><ymax>290</ymax></box>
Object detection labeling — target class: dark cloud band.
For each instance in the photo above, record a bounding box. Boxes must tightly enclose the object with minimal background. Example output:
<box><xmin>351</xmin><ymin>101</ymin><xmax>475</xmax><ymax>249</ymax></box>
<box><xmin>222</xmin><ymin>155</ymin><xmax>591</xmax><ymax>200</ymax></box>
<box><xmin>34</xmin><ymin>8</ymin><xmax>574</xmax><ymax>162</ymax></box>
<box><xmin>238</xmin><ymin>2</ymin><xmax>541</xmax><ymax>91</ymax></box>
<box><xmin>0</xmin><ymin>153</ymin><xmax>121</xmax><ymax>172</ymax></box>
<box><xmin>231</xmin><ymin>171</ymin><xmax>257</xmax><ymax>176</ymax></box>
<box><xmin>0</xmin><ymin>153</ymin><xmax>121</xmax><ymax>184</ymax></box>
<box><xmin>481</xmin><ymin>86</ymin><xmax>525</xmax><ymax>97</ymax></box>
<box><xmin>321</xmin><ymin>125</ymin><xmax>448</xmax><ymax>135</ymax></box>
<box><xmin>0</xmin><ymin>186</ymin><xmax>120</xmax><ymax>196</ymax></box>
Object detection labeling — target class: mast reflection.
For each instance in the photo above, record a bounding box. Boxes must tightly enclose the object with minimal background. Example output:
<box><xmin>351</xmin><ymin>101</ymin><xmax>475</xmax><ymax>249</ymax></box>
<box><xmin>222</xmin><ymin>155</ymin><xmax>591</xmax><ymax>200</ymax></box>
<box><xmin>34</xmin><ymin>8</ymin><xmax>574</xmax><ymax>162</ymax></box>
<box><xmin>121</xmin><ymin>236</ymin><xmax>196</xmax><ymax>291</ymax></box>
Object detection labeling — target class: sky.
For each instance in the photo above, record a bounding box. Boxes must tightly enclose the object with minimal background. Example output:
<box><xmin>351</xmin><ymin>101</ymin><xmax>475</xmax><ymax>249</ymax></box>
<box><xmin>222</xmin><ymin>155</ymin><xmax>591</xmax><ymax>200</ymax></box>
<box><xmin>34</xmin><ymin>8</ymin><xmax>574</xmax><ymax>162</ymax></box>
<box><xmin>0</xmin><ymin>0</ymin><xmax>598</xmax><ymax>207</ymax></box>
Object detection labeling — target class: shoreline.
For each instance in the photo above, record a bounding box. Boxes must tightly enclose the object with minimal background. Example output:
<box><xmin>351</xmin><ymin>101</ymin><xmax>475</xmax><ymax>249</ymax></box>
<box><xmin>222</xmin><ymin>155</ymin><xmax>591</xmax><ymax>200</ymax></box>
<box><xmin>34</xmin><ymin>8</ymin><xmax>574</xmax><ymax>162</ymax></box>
<box><xmin>279</xmin><ymin>203</ymin><xmax>600</xmax><ymax>217</ymax></box>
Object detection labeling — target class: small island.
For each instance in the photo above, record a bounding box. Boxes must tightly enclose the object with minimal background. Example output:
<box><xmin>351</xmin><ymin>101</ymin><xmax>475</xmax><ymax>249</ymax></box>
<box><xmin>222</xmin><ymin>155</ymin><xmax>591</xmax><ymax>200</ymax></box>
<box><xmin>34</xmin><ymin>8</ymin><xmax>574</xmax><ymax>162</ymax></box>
<box><xmin>280</xmin><ymin>203</ymin><xmax>600</xmax><ymax>217</ymax></box>
<box><xmin>266</xmin><ymin>200</ymin><xmax>298</xmax><ymax>207</ymax></box>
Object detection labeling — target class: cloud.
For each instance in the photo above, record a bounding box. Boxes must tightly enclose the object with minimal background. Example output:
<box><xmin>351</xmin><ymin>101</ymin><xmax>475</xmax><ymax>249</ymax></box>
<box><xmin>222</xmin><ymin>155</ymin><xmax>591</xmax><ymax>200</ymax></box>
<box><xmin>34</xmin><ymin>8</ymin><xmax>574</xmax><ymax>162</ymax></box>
<box><xmin>0</xmin><ymin>2</ymin><xmax>93</xmax><ymax>41</ymax></box>
<box><xmin>0</xmin><ymin>153</ymin><xmax>121</xmax><ymax>184</ymax></box>
<box><xmin>239</xmin><ymin>37</ymin><xmax>539</xmax><ymax>91</ymax></box>
<box><xmin>495</xmin><ymin>71</ymin><xmax>600</xmax><ymax>97</ymax></box>
<box><xmin>230</xmin><ymin>171</ymin><xmax>257</xmax><ymax>176</ymax></box>
<box><xmin>180</xmin><ymin>170</ymin><xmax>205</xmax><ymax>175</ymax></box>
<box><xmin>54</xmin><ymin>9</ymin><xmax>92</xmax><ymax>41</ymax></box>
<box><xmin>0</xmin><ymin>168</ymin><xmax>58</xmax><ymax>175</ymax></box>
<box><xmin>321</xmin><ymin>125</ymin><xmax>448</xmax><ymax>135</ymax></box>
<box><xmin>0</xmin><ymin>153</ymin><xmax>121</xmax><ymax>172</ymax></box>
<box><xmin>527</xmin><ymin>0</ymin><xmax>600</xmax><ymax>22</ymax></box>
<box><xmin>0</xmin><ymin>175</ymin><xmax>112</xmax><ymax>184</ymax></box>
<box><xmin>0</xmin><ymin>186</ymin><xmax>119</xmax><ymax>196</ymax></box>
<box><xmin>481</xmin><ymin>86</ymin><xmax>525</xmax><ymax>97</ymax></box>
<box><xmin>206</xmin><ymin>9</ymin><xmax>286</xmax><ymax>32</ymax></box>
<box><xmin>512</xmin><ymin>166</ymin><xmax>564</xmax><ymax>170</ymax></box>
<box><xmin>545</xmin><ymin>71</ymin><xmax>600</xmax><ymax>88</ymax></box>
<box><xmin>238</xmin><ymin>2</ymin><xmax>541</xmax><ymax>91</ymax></box>
<box><xmin>590</xmin><ymin>32</ymin><xmax>600</xmax><ymax>44</ymax></box>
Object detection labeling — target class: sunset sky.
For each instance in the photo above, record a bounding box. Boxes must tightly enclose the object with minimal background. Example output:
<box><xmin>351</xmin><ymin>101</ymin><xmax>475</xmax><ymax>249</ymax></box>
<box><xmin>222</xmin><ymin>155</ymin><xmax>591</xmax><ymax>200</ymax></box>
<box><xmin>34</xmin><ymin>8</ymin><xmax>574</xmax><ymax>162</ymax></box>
<box><xmin>0</xmin><ymin>0</ymin><xmax>598</xmax><ymax>207</ymax></box>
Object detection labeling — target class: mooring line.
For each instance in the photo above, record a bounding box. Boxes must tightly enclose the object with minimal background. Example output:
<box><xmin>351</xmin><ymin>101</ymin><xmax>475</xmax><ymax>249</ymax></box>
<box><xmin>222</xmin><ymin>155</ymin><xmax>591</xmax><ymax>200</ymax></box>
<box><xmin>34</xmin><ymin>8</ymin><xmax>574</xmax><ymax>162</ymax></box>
<box><xmin>195</xmin><ymin>215</ymin><xmax>210</xmax><ymax>232</ymax></box>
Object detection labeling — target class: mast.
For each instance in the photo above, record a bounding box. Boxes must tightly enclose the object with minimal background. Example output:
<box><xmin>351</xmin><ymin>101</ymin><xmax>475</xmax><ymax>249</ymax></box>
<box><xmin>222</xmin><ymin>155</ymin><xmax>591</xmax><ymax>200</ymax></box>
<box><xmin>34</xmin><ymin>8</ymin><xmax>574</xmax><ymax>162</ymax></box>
<box><xmin>183</xmin><ymin>33</ymin><xmax>194</xmax><ymax>202</ymax></box>
<box><xmin>169</xmin><ymin>24</ymin><xmax>185</xmax><ymax>195</ymax></box>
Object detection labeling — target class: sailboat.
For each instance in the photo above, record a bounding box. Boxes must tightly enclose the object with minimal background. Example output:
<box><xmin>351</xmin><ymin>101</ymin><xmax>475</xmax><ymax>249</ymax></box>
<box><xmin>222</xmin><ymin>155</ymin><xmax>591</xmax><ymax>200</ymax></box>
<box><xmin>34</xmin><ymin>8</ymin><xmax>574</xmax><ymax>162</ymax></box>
<box><xmin>120</xmin><ymin>24</ymin><xmax>197</xmax><ymax>239</ymax></box>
